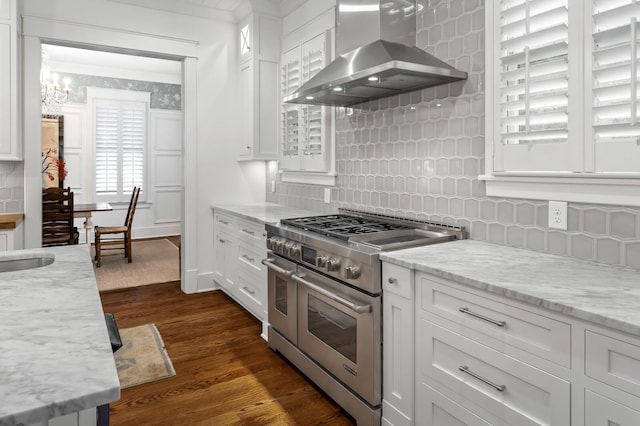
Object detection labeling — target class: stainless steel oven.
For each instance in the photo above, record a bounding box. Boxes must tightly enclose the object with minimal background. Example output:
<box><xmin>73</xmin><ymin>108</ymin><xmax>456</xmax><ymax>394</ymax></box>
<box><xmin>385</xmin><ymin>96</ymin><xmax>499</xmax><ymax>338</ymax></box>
<box><xmin>263</xmin><ymin>209</ymin><xmax>465</xmax><ymax>426</ymax></box>
<box><xmin>295</xmin><ymin>265</ymin><xmax>381</xmax><ymax>405</ymax></box>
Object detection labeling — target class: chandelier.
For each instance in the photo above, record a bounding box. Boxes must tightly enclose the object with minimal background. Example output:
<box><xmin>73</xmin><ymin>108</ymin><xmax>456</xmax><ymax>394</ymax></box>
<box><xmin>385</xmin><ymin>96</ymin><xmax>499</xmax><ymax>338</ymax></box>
<box><xmin>40</xmin><ymin>47</ymin><xmax>71</xmax><ymax>114</ymax></box>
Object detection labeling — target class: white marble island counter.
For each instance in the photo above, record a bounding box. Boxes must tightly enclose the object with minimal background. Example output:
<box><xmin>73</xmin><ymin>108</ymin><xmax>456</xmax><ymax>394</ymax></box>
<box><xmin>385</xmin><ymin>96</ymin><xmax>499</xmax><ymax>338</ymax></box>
<box><xmin>0</xmin><ymin>245</ymin><xmax>120</xmax><ymax>426</ymax></box>
<box><xmin>211</xmin><ymin>202</ymin><xmax>321</xmax><ymax>224</ymax></box>
<box><xmin>380</xmin><ymin>239</ymin><xmax>640</xmax><ymax>337</ymax></box>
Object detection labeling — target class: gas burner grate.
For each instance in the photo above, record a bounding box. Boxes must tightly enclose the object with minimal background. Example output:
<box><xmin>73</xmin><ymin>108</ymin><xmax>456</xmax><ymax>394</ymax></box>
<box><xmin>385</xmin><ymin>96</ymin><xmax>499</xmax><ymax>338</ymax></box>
<box><xmin>281</xmin><ymin>214</ymin><xmax>412</xmax><ymax>241</ymax></box>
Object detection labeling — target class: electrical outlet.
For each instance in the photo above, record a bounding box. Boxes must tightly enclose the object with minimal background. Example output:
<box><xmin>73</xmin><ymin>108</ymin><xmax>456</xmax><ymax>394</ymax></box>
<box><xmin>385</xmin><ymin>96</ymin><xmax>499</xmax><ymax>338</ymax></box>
<box><xmin>548</xmin><ymin>201</ymin><xmax>568</xmax><ymax>230</ymax></box>
<box><xmin>324</xmin><ymin>188</ymin><xmax>331</xmax><ymax>204</ymax></box>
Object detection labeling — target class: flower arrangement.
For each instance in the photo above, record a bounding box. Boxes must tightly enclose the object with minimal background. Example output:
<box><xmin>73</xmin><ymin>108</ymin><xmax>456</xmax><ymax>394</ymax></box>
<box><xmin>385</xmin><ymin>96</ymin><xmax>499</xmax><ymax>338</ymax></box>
<box><xmin>42</xmin><ymin>147</ymin><xmax>67</xmax><ymax>183</ymax></box>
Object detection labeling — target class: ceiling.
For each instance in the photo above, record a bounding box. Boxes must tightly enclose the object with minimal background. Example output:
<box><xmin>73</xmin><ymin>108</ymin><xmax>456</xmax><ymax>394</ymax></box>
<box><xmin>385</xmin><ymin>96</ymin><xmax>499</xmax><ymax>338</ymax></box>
<box><xmin>108</xmin><ymin>0</ymin><xmax>302</xmax><ymax>21</ymax></box>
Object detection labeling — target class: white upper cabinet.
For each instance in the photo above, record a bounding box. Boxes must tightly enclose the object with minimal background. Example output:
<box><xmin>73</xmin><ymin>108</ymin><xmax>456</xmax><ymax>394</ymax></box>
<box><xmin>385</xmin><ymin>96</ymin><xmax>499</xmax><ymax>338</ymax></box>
<box><xmin>484</xmin><ymin>0</ymin><xmax>640</xmax><ymax>206</ymax></box>
<box><xmin>238</xmin><ymin>13</ymin><xmax>280</xmax><ymax>161</ymax></box>
<box><xmin>0</xmin><ymin>0</ymin><xmax>20</xmax><ymax>160</ymax></box>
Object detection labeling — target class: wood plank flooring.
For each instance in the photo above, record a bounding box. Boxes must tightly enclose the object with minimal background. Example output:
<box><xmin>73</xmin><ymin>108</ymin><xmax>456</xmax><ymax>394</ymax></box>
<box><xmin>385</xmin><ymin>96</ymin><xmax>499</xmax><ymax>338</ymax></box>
<box><xmin>100</xmin><ymin>282</ymin><xmax>355</xmax><ymax>425</ymax></box>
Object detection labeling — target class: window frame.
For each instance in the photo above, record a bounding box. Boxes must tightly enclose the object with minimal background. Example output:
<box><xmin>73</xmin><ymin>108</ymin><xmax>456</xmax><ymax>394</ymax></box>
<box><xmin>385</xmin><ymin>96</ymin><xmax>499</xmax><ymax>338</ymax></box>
<box><xmin>87</xmin><ymin>87</ymin><xmax>150</xmax><ymax>204</ymax></box>
<box><xmin>483</xmin><ymin>0</ymin><xmax>640</xmax><ymax>207</ymax></box>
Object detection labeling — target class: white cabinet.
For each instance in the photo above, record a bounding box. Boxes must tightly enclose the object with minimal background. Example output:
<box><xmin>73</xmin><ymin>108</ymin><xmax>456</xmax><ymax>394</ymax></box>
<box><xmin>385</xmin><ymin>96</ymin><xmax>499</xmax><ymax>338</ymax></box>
<box><xmin>0</xmin><ymin>220</ymin><xmax>23</xmax><ymax>251</ymax></box>
<box><xmin>212</xmin><ymin>210</ymin><xmax>268</xmax><ymax>337</ymax></box>
<box><xmin>213</xmin><ymin>212</ymin><xmax>235</xmax><ymax>291</ymax></box>
<box><xmin>382</xmin><ymin>262</ymin><xmax>414</xmax><ymax>426</ymax></box>
<box><xmin>584</xmin><ymin>390</ymin><xmax>640</xmax><ymax>426</ymax></box>
<box><xmin>280</xmin><ymin>26</ymin><xmax>333</xmax><ymax>175</ymax></box>
<box><xmin>0</xmin><ymin>0</ymin><xmax>20</xmax><ymax>160</ymax></box>
<box><xmin>237</xmin><ymin>13</ymin><xmax>280</xmax><ymax>161</ymax></box>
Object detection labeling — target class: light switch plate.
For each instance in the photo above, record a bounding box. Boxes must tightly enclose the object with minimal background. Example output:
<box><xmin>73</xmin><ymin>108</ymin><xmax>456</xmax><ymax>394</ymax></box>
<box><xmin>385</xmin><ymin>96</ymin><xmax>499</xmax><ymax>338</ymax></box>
<box><xmin>324</xmin><ymin>188</ymin><xmax>331</xmax><ymax>204</ymax></box>
<box><xmin>548</xmin><ymin>200</ymin><xmax>568</xmax><ymax>230</ymax></box>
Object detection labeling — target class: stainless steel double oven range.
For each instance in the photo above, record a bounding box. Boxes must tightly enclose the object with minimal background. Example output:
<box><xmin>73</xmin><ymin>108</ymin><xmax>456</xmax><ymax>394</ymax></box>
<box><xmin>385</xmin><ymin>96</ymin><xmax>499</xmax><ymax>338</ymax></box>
<box><xmin>262</xmin><ymin>209</ymin><xmax>465</xmax><ymax>425</ymax></box>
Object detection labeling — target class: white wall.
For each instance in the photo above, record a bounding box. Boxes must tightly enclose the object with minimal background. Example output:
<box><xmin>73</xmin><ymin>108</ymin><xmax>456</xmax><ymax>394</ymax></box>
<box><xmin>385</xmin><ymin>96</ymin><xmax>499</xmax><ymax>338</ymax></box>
<box><xmin>21</xmin><ymin>0</ymin><xmax>267</xmax><ymax>291</ymax></box>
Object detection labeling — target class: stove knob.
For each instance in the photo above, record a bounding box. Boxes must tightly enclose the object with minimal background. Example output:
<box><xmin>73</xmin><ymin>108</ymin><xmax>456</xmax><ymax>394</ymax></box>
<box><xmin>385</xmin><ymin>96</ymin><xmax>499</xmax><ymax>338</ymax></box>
<box><xmin>345</xmin><ymin>265</ymin><xmax>361</xmax><ymax>280</ymax></box>
<box><xmin>273</xmin><ymin>239</ymin><xmax>284</xmax><ymax>252</ymax></box>
<box><xmin>290</xmin><ymin>243</ymin><xmax>302</xmax><ymax>260</ymax></box>
<box><xmin>284</xmin><ymin>241</ymin><xmax>295</xmax><ymax>256</ymax></box>
<box><xmin>266</xmin><ymin>237</ymin><xmax>277</xmax><ymax>250</ymax></box>
<box><xmin>326</xmin><ymin>258</ymin><xmax>341</xmax><ymax>271</ymax></box>
<box><xmin>316</xmin><ymin>256</ymin><xmax>328</xmax><ymax>267</ymax></box>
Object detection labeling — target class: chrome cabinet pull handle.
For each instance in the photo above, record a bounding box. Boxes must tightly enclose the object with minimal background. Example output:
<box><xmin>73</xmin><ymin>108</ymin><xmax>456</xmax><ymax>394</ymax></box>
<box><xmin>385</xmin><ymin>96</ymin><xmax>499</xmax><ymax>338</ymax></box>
<box><xmin>387</xmin><ymin>277</ymin><xmax>397</xmax><ymax>284</ymax></box>
<box><xmin>459</xmin><ymin>307</ymin><xmax>506</xmax><ymax>327</ymax></box>
<box><xmin>459</xmin><ymin>365</ymin><xmax>505</xmax><ymax>392</ymax></box>
<box><xmin>218</xmin><ymin>219</ymin><xmax>228</xmax><ymax>225</ymax></box>
<box><xmin>218</xmin><ymin>238</ymin><xmax>226</xmax><ymax>243</ymax></box>
<box><xmin>242</xmin><ymin>228</ymin><xmax>255</xmax><ymax>235</ymax></box>
<box><xmin>242</xmin><ymin>254</ymin><xmax>255</xmax><ymax>262</ymax></box>
<box><xmin>292</xmin><ymin>273</ymin><xmax>371</xmax><ymax>314</ymax></box>
<box><xmin>242</xmin><ymin>286</ymin><xmax>255</xmax><ymax>296</ymax></box>
<box><xmin>261</xmin><ymin>258</ymin><xmax>295</xmax><ymax>277</ymax></box>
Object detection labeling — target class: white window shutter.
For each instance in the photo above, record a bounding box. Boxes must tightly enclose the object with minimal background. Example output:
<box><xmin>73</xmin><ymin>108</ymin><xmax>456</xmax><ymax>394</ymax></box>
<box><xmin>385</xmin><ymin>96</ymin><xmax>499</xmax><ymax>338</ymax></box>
<box><xmin>94</xmin><ymin>96</ymin><xmax>147</xmax><ymax>200</ymax></box>
<box><xmin>95</xmin><ymin>103</ymin><xmax>119</xmax><ymax>194</ymax></box>
<box><xmin>494</xmin><ymin>0</ymin><xmax>576</xmax><ymax>172</ymax></box>
<box><xmin>591</xmin><ymin>0</ymin><xmax>640</xmax><ymax>172</ymax></box>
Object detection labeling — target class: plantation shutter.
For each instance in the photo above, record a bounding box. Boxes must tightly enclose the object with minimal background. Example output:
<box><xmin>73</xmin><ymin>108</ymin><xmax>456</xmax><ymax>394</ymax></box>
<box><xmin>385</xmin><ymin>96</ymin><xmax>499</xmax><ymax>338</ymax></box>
<box><xmin>94</xmin><ymin>97</ymin><xmax>146</xmax><ymax>200</ymax></box>
<box><xmin>280</xmin><ymin>46</ymin><xmax>302</xmax><ymax>170</ymax></box>
<box><xmin>121</xmin><ymin>103</ymin><xmax>145</xmax><ymax>192</ymax></box>
<box><xmin>495</xmin><ymin>0</ymin><xmax>575</xmax><ymax>172</ymax></box>
<box><xmin>95</xmin><ymin>103</ymin><xmax>119</xmax><ymax>194</ymax></box>
<box><xmin>591</xmin><ymin>0</ymin><xmax>640</xmax><ymax>172</ymax></box>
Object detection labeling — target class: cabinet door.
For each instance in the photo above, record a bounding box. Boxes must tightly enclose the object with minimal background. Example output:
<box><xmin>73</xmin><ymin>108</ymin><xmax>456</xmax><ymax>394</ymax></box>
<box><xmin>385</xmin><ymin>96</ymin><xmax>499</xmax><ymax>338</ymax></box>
<box><xmin>213</xmin><ymin>230</ymin><xmax>235</xmax><ymax>290</ymax></box>
<box><xmin>0</xmin><ymin>21</ymin><xmax>17</xmax><ymax>159</ymax></box>
<box><xmin>382</xmin><ymin>291</ymin><xmax>414</xmax><ymax>426</ymax></box>
<box><xmin>239</xmin><ymin>59</ymin><xmax>254</xmax><ymax>158</ymax></box>
<box><xmin>0</xmin><ymin>0</ymin><xmax>10</xmax><ymax>21</ymax></box>
<box><xmin>585</xmin><ymin>390</ymin><xmax>640</xmax><ymax>426</ymax></box>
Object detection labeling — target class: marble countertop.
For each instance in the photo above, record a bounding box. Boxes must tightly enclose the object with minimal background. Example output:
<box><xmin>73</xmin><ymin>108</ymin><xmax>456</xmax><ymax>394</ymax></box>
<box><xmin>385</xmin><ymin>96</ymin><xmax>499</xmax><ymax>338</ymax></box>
<box><xmin>0</xmin><ymin>245</ymin><xmax>120</xmax><ymax>426</ymax></box>
<box><xmin>380</xmin><ymin>240</ymin><xmax>640</xmax><ymax>337</ymax></box>
<box><xmin>212</xmin><ymin>202</ymin><xmax>321</xmax><ymax>224</ymax></box>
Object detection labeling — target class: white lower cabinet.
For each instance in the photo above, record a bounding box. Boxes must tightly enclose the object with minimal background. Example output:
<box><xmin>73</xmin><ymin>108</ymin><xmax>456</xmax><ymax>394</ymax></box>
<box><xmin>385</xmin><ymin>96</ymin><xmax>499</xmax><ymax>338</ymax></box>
<box><xmin>380</xmin><ymin>264</ymin><xmax>640</xmax><ymax>426</ymax></box>
<box><xmin>212</xmin><ymin>210</ymin><xmax>267</xmax><ymax>337</ymax></box>
<box><xmin>0</xmin><ymin>221</ymin><xmax>23</xmax><ymax>251</ymax></box>
<box><xmin>382</xmin><ymin>262</ymin><xmax>414</xmax><ymax>426</ymax></box>
<box><xmin>584</xmin><ymin>390</ymin><xmax>640</xmax><ymax>426</ymax></box>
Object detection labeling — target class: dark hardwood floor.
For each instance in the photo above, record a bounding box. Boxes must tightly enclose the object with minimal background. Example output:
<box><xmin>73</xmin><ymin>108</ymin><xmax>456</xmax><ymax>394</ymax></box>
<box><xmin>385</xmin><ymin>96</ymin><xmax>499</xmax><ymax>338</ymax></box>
<box><xmin>100</xmin><ymin>282</ymin><xmax>355</xmax><ymax>425</ymax></box>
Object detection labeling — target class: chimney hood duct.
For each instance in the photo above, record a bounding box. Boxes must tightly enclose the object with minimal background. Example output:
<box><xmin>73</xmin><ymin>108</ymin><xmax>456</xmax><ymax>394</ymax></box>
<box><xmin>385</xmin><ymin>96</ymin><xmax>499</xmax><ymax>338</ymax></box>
<box><xmin>284</xmin><ymin>0</ymin><xmax>467</xmax><ymax>107</ymax></box>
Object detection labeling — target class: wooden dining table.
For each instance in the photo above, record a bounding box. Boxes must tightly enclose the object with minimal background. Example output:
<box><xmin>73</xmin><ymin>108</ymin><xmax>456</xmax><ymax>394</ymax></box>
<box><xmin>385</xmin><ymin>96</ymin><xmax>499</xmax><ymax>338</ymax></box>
<box><xmin>74</xmin><ymin>202</ymin><xmax>113</xmax><ymax>244</ymax></box>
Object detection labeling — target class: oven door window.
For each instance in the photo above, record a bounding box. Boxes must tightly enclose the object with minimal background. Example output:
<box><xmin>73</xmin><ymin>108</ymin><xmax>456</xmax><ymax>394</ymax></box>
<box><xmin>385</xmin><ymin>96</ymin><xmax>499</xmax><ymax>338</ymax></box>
<box><xmin>307</xmin><ymin>294</ymin><xmax>357</xmax><ymax>363</ymax></box>
<box><xmin>275</xmin><ymin>276</ymin><xmax>288</xmax><ymax>315</ymax></box>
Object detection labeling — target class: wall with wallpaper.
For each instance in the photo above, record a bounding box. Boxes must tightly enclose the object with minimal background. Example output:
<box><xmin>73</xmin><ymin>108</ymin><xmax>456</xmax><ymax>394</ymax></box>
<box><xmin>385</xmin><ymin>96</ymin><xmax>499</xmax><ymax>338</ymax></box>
<box><xmin>266</xmin><ymin>0</ymin><xmax>640</xmax><ymax>270</ymax></box>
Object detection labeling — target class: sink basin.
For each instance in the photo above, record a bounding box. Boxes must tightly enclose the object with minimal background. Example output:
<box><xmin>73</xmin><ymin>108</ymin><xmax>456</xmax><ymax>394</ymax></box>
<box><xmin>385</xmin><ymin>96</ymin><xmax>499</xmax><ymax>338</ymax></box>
<box><xmin>0</xmin><ymin>255</ymin><xmax>54</xmax><ymax>273</ymax></box>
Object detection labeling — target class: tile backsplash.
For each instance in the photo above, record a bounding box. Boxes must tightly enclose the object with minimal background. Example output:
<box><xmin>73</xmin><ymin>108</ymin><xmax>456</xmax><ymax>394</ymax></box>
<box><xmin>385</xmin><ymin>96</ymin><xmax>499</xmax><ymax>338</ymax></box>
<box><xmin>0</xmin><ymin>162</ymin><xmax>24</xmax><ymax>213</ymax></box>
<box><xmin>266</xmin><ymin>0</ymin><xmax>640</xmax><ymax>270</ymax></box>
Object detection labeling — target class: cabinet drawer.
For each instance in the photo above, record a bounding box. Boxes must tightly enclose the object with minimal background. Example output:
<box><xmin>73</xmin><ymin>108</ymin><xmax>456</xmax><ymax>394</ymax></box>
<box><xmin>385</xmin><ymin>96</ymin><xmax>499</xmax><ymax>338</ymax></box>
<box><xmin>584</xmin><ymin>389</ymin><xmax>640</xmax><ymax>426</ymax></box>
<box><xmin>237</xmin><ymin>241</ymin><xmax>265</xmax><ymax>275</ymax></box>
<box><xmin>382</xmin><ymin>262</ymin><xmax>413</xmax><ymax>298</ymax></box>
<box><xmin>214</xmin><ymin>212</ymin><xmax>235</xmax><ymax>232</ymax></box>
<box><xmin>419</xmin><ymin>274</ymin><xmax>571</xmax><ymax>368</ymax></box>
<box><xmin>585</xmin><ymin>330</ymin><xmax>640</xmax><ymax>398</ymax></box>
<box><xmin>236</xmin><ymin>217</ymin><xmax>266</xmax><ymax>245</ymax></box>
<box><xmin>419</xmin><ymin>320</ymin><xmax>570</xmax><ymax>426</ymax></box>
<box><xmin>417</xmin><ymin>382</ymin><xmax>494</xmax><ymax>426</ymax></box>
<box><xmin>236</xmin><ymin>269</ymin><xmax>266</xmax><ymax>321</ymax></box>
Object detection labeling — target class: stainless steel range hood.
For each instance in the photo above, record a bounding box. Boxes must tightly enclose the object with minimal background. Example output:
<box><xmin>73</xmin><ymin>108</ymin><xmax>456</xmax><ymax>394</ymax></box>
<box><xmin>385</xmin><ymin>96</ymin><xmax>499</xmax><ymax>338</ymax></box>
<box><xmin>284</xmin><ymin>0</ymin><xmax>467</xmax><ymax>107</ymax></box>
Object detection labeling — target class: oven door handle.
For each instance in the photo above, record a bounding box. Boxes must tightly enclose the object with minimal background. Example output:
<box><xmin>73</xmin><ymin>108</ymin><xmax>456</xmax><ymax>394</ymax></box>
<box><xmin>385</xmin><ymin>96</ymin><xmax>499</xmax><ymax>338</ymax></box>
<box><xmin>261</xmin><ymin>258</ymin><xmax>295</xmax><ymax>277</ymax></box>
<box><xmin>292</xmin><ymin>274</ymin><xmax>372</xmax><ymax>314</ymax></box>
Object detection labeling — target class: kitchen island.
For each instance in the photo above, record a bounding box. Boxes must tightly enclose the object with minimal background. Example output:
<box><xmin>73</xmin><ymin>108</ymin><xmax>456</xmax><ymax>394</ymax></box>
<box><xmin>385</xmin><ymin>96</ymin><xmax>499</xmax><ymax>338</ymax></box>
<box><xmin>0</xmin><ymin>245</ymin><xmax>120</xmax><ymax>426</ymax></box>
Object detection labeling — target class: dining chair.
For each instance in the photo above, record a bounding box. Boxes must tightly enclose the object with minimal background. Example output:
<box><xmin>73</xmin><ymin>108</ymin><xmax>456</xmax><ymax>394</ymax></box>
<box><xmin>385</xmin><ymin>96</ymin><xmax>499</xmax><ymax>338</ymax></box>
<box><xmin>94</xmin><ymin>187</ymin><xmax>141</xmax><ymax>267</ymax></box>
<box><xmin>42</xmin><ymin>187</ymin><xmax>79</xmax><ymax>246</ymax></box>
